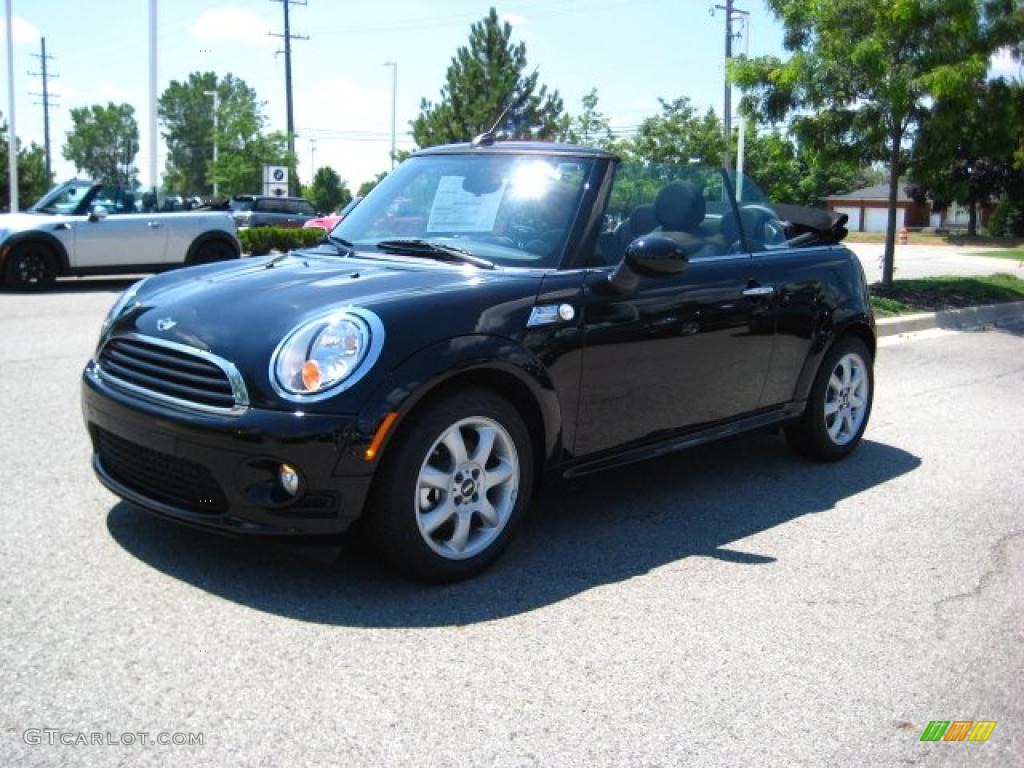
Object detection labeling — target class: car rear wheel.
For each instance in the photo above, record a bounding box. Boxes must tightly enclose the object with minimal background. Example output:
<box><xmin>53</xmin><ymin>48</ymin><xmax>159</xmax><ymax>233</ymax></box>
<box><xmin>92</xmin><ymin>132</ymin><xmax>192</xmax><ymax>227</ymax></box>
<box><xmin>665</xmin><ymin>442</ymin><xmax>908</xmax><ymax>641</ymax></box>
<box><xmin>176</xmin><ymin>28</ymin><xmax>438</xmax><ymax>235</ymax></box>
<box><xmin>189</xmin><ymin>238</ymin><xmax>237</xmax><ymax>266</ymax></box>
<box><xmin>363</xmin><ymin>389</ymin><xmax>534</xmax><ymax>582</ymax></box>
<box><xmin>3</xmin><ymin>241</ymin><xmax>58</xmax><ymax>291</ymax></box>
<box><xmin>785</xmin><ymin>335</ymin><xmax>873</xmax><ymax>461</ymax></box>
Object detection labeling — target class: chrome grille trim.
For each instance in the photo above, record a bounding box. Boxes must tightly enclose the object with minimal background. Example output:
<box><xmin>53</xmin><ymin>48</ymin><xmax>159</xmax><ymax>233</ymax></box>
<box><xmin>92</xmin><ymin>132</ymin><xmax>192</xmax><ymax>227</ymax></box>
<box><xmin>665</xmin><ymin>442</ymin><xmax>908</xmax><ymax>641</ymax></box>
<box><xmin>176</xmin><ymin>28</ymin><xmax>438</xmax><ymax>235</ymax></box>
<box><xmin>96</xmin><ymin>333</ymin><xmax>250</xmax><ymax>417</ymax></box>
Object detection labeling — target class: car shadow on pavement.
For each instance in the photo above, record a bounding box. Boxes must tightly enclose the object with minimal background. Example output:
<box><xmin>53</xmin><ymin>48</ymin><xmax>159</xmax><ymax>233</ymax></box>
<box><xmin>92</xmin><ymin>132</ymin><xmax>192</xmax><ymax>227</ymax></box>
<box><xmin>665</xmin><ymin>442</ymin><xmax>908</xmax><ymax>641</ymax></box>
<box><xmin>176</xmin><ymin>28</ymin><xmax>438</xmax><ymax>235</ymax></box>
<box><xmin>106</xmin><ymin>434</ymin><xmax>921</xmax><ymax>627</ymax></box>
<box><xmin>0</xmin><ymin>277</ymin><xmax>142</xmax><ymax>295</ymax></box>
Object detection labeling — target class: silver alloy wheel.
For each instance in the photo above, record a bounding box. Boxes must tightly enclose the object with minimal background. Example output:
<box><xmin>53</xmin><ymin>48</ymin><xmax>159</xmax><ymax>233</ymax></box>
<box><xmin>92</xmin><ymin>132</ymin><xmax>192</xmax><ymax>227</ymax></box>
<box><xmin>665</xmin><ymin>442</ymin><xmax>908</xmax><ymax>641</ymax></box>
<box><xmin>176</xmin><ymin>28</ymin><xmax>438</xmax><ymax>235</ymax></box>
<box><xmin>824</xmin><ymin>352</ymin><xmax>869</xmax><ymax>446</ymax></box>
<box><xmin>414</xmin><ymin>416</ymin><xmax>520</xmax><ymax>560</ymax></box>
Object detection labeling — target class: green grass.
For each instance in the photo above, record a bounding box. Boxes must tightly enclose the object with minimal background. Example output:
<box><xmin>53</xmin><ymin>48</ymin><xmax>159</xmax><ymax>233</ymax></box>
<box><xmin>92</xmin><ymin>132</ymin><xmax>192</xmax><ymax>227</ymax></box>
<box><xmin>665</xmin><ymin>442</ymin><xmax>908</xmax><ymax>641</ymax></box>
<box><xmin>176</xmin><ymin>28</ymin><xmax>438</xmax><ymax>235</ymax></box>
<box><xmin>869</xmin><ymin>273</ymin><xmax>1024</xmax><ymax>317</ymax></box>
<box><xmin>966</xmin><ymin>248</ymin><xmax>1024</xmax><ymax>261</ymax></box>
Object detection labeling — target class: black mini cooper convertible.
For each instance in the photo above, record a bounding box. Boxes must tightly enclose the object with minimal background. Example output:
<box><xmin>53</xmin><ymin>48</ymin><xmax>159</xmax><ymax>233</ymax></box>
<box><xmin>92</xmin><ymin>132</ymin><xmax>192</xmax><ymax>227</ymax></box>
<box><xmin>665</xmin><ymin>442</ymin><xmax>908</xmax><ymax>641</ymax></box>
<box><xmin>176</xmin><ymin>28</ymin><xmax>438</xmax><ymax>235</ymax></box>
<box><xmin>82</xmin><ymin>140</ymin><xmax>875</xmax><ymax>582</ymax></box>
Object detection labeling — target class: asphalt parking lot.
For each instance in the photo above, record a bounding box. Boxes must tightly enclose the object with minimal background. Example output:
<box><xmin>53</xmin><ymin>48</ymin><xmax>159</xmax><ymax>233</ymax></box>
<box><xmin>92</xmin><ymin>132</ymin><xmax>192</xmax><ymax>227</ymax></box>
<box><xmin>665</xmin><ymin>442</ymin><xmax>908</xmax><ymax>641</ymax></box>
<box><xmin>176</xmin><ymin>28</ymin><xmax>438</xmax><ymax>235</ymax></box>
<box><xmin>1</xmin><ymin>279</ymin><xmax>1022</xmax><ymax>767</ymax></box>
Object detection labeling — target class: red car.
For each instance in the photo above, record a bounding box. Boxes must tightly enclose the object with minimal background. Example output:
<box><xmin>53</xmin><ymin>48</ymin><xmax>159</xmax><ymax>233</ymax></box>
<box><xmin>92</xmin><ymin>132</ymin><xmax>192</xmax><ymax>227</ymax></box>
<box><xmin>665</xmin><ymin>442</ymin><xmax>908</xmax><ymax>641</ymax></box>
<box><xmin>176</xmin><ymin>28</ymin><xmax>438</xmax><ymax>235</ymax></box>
<box><xmin>302</xmin><ymin>197</ymin><xmax>362</xmax><ymax>232</ymax></box>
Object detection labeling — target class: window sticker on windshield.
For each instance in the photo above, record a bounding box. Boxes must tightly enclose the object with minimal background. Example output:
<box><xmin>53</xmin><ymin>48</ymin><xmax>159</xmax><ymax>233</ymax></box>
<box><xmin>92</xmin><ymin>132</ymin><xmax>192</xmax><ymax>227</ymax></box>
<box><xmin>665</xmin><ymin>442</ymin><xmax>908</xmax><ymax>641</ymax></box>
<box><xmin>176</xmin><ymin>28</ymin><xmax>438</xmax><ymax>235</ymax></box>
<box><xmin>427</xmin><ymin>176</ymin><xmax>506</xmax><ymax>232</ymax></box>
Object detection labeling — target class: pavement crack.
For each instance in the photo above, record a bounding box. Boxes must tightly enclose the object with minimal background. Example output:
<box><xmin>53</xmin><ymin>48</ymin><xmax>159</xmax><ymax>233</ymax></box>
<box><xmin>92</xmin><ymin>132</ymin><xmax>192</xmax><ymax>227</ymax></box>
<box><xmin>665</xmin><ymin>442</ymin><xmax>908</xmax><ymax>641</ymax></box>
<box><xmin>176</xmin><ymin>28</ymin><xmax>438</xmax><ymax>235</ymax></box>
<box><xmin>932</xmin><ymin>528</ymin><xmax>1024</xmax><ymax>639</ymax></box>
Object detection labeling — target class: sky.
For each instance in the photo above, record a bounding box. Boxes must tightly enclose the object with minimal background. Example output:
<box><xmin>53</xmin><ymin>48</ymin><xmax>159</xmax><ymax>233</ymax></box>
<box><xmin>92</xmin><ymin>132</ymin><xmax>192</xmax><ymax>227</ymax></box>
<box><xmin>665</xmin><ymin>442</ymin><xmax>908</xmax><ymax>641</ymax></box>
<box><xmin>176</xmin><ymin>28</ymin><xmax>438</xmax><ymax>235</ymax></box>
<box><xmin>2</xmin><ymin>0</ymin><xmax>1022</xmax><ymax>196</ymax></box>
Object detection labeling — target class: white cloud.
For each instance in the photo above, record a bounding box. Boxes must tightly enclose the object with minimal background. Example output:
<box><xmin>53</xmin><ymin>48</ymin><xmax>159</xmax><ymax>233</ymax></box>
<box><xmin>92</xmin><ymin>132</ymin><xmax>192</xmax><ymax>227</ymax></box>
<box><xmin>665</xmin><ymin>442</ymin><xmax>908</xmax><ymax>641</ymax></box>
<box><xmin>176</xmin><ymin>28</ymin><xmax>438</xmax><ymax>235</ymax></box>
<box><xmin>989</xmin><ymin>47</ymin><xmax>1022</xmax><ymax>80</ymax></box>
<box><xmin>190</xmin><ymin>7</ymin><xmax>275</xmax><ymax>49</ymax></box>
<box><xmin>0</xmin><ymin>15</ymin><xmax>39</xmax><ymax>45</ymax></box>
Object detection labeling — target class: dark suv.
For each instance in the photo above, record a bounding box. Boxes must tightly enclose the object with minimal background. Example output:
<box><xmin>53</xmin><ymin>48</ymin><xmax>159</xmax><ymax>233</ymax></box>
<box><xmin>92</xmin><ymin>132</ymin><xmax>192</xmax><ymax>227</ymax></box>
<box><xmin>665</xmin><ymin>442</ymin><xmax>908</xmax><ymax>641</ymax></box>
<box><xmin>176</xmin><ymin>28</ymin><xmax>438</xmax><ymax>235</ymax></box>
<box><xmin>230</xmin><ymin>195</ymin><xmax>318</xmax><ymax>228</ymax></box>
<box><xmin>83</xmin><ymin>140</ymin><xmax>874</xmax><ymax>582</ymax></box>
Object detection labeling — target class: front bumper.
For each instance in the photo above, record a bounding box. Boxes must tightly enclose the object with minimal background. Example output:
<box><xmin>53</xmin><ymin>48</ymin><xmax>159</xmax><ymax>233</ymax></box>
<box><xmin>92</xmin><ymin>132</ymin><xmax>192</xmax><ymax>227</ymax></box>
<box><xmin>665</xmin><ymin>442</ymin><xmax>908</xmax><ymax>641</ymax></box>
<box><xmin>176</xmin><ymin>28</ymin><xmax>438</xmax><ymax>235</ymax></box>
<box><xmin>82</xmin><ymin>362</ymin><xmax>374</xmax><ymax>537</ymax></box>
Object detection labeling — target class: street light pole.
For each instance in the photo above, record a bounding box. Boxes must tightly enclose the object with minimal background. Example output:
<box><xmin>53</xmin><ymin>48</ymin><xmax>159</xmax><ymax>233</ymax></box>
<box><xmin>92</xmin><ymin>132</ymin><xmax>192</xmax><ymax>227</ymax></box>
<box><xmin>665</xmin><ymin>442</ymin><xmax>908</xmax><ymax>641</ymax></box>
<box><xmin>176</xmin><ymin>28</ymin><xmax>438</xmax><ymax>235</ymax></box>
<box><xmin>148</xmin><ymin>0</ymin><xmax>158</xmax><ymax>195</ymax></box>
<box><xmin>204</xmin><ymin>89</ymin><xmax>218</xmax><ymax>197</ymax></box>
<box><xmin>383</xmin><ymin>61</ymin><xmax>397</xmax><ymax>169</ymax></box>
<box><xmin>6</xmin><ymin>0</ymin><xmax>18</xmax><ymax>212</ymax></box>
<box><xmin>309</xmin><ymin>137</ymin><xmax>316</xmax><ymax>182</ymax></box>
<box><xmin>733</xmin><ymin>10</ymin><xmax>750</xmax><ymax>200</ymax></box>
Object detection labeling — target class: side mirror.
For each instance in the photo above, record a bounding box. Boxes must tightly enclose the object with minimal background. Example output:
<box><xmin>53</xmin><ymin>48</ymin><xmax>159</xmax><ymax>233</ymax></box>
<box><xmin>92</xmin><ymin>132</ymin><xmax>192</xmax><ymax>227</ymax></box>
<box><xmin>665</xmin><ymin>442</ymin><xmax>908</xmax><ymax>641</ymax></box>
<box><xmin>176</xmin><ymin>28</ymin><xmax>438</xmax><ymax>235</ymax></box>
<box><xmin>626</xmin><ymin>235</ymin><xmax>689</xmax><ymax>274</ymax></box>
<box><xmin>607</xmin><ymin>234</ymin><xmax>689</xmax><ymax>294</ymax></box>
<box><xmin>88</xmin><ymin>205</ymin><xmax>109</xmax><ymax>222</ymax></box>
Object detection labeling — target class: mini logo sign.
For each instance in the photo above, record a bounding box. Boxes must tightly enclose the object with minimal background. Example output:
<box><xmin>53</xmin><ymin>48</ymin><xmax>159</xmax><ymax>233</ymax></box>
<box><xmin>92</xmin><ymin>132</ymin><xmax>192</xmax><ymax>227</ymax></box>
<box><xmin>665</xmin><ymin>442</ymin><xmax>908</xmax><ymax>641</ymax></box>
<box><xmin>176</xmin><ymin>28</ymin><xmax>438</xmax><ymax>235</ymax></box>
<box><xmin>156</xmin><ymin>318</ymin><xmax>177</xmax><ymax>332</ymax></box>
<box><xmin>920</xmin><ymin>720</ymin><xmax>997</xmax><ymax>742</ymax></box>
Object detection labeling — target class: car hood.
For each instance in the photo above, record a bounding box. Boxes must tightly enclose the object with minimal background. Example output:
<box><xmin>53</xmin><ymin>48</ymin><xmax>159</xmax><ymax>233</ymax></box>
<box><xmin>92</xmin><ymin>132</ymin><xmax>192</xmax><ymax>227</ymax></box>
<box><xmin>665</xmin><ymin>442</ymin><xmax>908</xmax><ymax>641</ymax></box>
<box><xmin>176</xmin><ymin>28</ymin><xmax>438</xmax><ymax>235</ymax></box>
<box><xmin>110</xmin><ymin>249</ymin><xmax>545</xmax><ymax>409</ymax></box>
<box><xmin>0</xmin><ymin>212</ymin><xmax>76</xmax><ymax>233</ymax></box>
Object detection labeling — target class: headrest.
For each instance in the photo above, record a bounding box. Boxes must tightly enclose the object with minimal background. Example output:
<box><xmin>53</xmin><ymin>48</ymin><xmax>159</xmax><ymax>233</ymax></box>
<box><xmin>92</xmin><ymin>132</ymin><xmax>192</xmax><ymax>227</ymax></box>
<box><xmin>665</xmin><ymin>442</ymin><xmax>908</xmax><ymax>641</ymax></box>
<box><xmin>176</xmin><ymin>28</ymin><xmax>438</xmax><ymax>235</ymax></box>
<box><xmin>654</xmin><ymin>182</ymin><xmax>705</xmax><ymax>232</ymax></box>
<box><xmin>629</xmin><ymin>204</ymin><xmax>657</xmax><ymax>236</ymax></box>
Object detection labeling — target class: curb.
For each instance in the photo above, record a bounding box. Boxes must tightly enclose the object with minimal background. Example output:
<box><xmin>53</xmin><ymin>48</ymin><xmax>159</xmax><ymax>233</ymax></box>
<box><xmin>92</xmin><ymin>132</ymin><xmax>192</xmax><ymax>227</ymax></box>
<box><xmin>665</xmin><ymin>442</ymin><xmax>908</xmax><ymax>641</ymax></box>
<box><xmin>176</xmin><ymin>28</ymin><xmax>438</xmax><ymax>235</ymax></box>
<box><xmin>876</xmin><ymin>300</ymin><xmax>1024</xmax><ymax>337</ymax></box>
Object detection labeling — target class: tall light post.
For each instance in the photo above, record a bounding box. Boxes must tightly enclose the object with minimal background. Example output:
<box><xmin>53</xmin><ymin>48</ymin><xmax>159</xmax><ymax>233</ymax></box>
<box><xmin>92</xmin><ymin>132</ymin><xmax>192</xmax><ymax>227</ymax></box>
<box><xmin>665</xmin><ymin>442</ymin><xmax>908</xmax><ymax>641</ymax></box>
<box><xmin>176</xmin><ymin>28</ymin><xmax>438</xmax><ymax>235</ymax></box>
<box><xmin>6</xmin><ymin>0</ymin><xmax>18</xmax><ymax>211</ymax></box>
<box><xmin>309</xmin><ymin>137</ymin><xmax>316</xmax><ymax>182</ymax></box>
<box><xmin>383</xmin><ymin>61</ymin><xmax>397</xmax><ymax>169</ymax></box>
<box><xmin>148</xmin><ymin>0</ymin><xmax>157</xmax><ymax>195</ymax></box>
<box><xmin>732</xmin><ymin>9</ymin><xmax>750</xmax><ymax>200</ymax></box>
<box><xmin>204</xmin><ymin>89</ymin><xmax>219</xmax><ymax>197</ymax></box>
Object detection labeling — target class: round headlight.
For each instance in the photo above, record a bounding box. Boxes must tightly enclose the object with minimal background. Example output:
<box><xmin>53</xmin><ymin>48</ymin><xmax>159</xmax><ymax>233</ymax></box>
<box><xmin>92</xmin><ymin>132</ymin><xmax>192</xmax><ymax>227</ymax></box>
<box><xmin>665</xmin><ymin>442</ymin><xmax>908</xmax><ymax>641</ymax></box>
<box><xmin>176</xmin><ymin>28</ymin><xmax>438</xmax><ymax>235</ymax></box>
<box><xmin>272</xmin><ymin>310</ymin><xmax>382</xmax><ymax>399</ymax></box>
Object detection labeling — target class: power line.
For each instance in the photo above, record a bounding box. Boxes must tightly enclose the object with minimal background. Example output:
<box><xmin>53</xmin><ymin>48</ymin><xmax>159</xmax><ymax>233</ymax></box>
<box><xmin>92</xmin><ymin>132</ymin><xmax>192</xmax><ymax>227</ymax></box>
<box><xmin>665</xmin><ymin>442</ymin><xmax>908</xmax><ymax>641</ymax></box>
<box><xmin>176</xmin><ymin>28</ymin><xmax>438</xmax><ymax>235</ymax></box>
<box><xmin>28</xmin><ymin>37</ymin><xmax>58</xmax><ymax>179</ymax></box>
<box><xmin>269</xmin><ymin>0</ymin><xmax>308</xmax><ymax>195</ymax></box>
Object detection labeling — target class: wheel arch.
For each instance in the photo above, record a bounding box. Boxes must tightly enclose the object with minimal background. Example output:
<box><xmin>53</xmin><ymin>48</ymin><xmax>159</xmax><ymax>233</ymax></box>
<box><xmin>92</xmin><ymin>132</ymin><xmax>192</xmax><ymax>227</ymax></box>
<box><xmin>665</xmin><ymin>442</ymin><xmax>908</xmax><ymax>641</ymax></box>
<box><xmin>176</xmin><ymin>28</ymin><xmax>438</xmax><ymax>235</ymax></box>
<box><xmin>349</xmin><ymin>337</ymin><xmax>563</xmax><ymax>487</ymax></box>
<box><xmin>1</xmin><ymin>231</ymin><xmax>71</xmax><ymax>274</ymax></box>
<box><xmin>185</xmin><ymin>230</ymin><xmax>241</xmax><ymax>264</ymax></box>
<box><xmin>792</xmin><ymin>313</ymin><xmax>876</xmax><ymax>404</ymax></box>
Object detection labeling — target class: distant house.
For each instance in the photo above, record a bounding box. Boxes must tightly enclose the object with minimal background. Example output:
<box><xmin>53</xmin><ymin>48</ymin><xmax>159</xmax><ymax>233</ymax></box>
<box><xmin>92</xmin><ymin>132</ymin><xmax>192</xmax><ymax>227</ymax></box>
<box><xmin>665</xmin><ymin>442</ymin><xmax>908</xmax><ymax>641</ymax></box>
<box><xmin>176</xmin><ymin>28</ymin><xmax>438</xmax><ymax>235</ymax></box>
<box><xmin>824</xmin><ymin>182</ymin><xmax>991</xmax><ymax>232</ymax></box>
<box><xmin>824</xmin><ymin>183</ymin><xmax>930</xmax><ymax>232</ymax></box>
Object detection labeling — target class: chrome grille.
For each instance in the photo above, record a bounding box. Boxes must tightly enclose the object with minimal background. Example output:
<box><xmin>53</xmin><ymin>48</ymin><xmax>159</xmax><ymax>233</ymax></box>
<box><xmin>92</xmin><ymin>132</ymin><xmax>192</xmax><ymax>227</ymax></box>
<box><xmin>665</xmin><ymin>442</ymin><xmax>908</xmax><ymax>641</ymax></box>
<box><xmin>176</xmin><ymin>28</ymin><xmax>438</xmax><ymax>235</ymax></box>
<box><xmin>97</xmin><ymin>334</ymin><xmax>248</xmax><ymax>415</ymax></box>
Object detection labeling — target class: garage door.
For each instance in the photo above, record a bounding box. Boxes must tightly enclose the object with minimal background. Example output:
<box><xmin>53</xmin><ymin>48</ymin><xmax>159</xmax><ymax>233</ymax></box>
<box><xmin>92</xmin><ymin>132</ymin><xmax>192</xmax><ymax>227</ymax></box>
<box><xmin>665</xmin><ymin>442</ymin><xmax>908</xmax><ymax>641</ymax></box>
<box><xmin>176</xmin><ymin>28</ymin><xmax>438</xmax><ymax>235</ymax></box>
<box><xmin>833</xmin><ymin>206</ymin><xmax>861</xmax><ymax>231</ymax></box>
<box><xmin>864</xmin><ymin>207</ymin><xmax>896</xmax><ymax>232</ymax></box>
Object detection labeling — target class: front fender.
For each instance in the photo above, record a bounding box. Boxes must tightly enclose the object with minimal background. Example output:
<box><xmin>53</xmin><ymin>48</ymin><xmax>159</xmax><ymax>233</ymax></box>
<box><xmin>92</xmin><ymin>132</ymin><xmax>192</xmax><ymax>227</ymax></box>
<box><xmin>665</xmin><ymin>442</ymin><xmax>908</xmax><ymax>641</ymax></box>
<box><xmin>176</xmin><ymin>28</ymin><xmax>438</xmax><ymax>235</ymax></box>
<box><xmin>335</xmin><ymin>334</ymin><xmax>562</xmax><ymax>476</ymax></box>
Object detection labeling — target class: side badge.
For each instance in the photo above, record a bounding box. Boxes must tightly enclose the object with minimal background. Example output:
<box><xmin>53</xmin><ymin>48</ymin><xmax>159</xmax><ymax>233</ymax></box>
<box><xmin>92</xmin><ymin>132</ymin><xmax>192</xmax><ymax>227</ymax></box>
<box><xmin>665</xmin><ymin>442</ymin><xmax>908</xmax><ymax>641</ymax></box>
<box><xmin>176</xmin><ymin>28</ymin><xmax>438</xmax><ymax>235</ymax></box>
<box><xmin>156</xmin><ymin>317</ymin><xmax>177</xmax><ymax>332</ymax></box>
<box><xmin>527</xmin><ymin>303</ymin><xmax>576</xmax><ymax>328</ymax></box>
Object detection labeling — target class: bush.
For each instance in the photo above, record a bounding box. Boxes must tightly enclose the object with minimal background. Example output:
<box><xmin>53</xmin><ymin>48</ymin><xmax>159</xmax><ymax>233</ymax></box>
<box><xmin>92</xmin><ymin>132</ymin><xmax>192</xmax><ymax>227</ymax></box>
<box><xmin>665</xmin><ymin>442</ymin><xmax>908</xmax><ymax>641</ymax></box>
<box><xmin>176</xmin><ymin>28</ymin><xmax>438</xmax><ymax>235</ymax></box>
<box><xmin>238</xmin><ymin>226</ymin><xmax>325</xmax><ymax>256</ymax></box>
<box><xmin>987</xmin><ymin>199</ymin><xmax>1024</xmax><ymax>238</ymax></box>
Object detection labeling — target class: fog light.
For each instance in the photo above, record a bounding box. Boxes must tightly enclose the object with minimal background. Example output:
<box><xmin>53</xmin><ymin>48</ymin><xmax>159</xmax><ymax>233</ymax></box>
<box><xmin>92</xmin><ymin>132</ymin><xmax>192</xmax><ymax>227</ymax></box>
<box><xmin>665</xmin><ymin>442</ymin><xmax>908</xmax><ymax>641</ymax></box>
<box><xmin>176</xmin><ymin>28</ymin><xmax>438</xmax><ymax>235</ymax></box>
<box><xmin>278</xmin><ymin>464</ymin><xmax>301</xmax><ymax>496</ymax></box>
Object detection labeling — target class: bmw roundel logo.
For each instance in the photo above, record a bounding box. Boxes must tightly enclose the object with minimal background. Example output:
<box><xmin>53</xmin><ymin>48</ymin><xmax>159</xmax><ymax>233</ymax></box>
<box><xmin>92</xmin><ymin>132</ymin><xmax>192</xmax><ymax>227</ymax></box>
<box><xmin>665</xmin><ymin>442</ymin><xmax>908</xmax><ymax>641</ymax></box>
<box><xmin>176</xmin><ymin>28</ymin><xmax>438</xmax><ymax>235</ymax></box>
<box><xmin>273</xmin><ymin>168</ymin><xmax>285</xmax><ymax>181</ymax></box>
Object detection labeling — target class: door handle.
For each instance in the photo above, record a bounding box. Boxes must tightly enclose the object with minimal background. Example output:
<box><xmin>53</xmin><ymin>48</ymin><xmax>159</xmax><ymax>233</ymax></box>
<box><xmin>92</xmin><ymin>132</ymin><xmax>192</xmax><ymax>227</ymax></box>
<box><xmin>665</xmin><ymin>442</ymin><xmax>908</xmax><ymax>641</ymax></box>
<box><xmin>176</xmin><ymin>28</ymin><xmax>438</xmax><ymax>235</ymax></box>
<box><xmin>147</xmin><ymin>221</ymin><xmax>161</xmax><ymax>228</ymax></box>
<box><xmin>742</xmin><ymin>285</ymin><xmax>775</xmax><ymax>297</ymax></box>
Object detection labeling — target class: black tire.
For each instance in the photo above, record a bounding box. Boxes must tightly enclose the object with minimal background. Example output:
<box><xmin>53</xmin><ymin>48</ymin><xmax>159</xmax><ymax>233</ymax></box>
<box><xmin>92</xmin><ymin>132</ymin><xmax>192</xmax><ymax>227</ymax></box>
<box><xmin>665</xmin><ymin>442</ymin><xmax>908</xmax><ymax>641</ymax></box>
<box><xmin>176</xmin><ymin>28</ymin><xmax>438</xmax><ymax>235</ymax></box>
<box><xmin>189</xmin><ymin>238</ymin><xmax>238</xmax><ymax>266</ymax></box>
<box><xmin>785</xmin><ymin>335</ymin><xmax>874</xmax><ymax>461</ymax></box>
<box><xmin>362</xmin><ymin>389</ymin><xmax>534</xmax><ymax>583</ymax></box>
<box><xmin>3</xmin><ymin>240</ymin><xmax>58</xmax><ymax>291</ymax></box>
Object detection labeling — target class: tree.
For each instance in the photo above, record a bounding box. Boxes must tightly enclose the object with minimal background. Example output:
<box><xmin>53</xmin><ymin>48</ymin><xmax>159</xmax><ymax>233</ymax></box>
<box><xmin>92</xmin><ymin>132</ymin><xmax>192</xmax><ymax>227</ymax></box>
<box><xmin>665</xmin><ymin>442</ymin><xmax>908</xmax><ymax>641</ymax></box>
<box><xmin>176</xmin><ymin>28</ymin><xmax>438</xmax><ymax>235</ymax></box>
<box><xmin>306</xmin><ymin>167</ymin><xmax>352</xmax><ymax>212</ymax></box>
<box><xmin>562</xmin><ymin>88</ymin><xmax>616</xmax><ymax>149</ymax></box>
<box><xmin>357</xmin><ymin>171</ymin><xmax>388</xmax><ymax>198</ymax></box>
<box><xmin>0</xmin><ymin>113</ymin><xmax>52</xmax><ymax>209</ymax></box>
<box><xmin>623</xmin><ymin>97</ymin><xmax>727</xmax><ymax>166</ymax></box>
<box><xmin>910</xmin><ymin>78</ymin><xmax>1024</xmax><ymax>235</ymax></box>
<box><xmin>411</xmin><ymin>8</ymin><xmax>564</xmax><ymax>147</ymax></box>
<box><xmin>159</xmin><ymin>72</ymin><xmax>294</xmax><ymax>196</ymax></box>
<box><xmin>63</xmin><ymin>103</ymin><xmax>139</xmax><ymax>185</ymax></box>
<box><xmin>733</xmin><ymin>0</ymin><xmax>1023</xmax><ymax>286</ymax></box>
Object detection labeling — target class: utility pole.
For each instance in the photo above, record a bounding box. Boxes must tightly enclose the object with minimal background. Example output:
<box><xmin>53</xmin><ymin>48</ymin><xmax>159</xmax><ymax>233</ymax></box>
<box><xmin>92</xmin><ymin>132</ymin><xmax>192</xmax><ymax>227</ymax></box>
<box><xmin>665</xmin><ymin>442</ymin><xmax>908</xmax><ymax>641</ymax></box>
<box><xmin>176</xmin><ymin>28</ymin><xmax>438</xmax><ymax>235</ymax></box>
<box><xmin>270</xmin><ymin>0</ymin><xmax>308</xmax><ymax>195</ymax></box>
<box><xmin>309</xmin><ymin>137</ymin><xmax>316</xmax><ymax>182</ymax></box>
<box><xmin>713</xmin><ymin>0</ymin><xmax>738</xmax><ymax>168</ymax></box>
<box><xmin>5</xmin><ymin>0</ymin><xmax>18</xmax><ymax>212</ymax></box>
<box><xmin>28</xmin><ymin>37</ymin><xmax>58</xmax><ymax>179</ymax></box>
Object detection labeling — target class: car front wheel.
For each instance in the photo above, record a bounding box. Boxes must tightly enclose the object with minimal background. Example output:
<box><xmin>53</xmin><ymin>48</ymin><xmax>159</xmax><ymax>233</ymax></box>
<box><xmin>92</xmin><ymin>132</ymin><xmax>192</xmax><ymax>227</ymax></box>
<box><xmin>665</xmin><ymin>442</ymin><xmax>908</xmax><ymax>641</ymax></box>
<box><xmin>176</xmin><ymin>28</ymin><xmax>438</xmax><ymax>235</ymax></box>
<box><xmin>785</xmin><ymin>335</ymin><xmax>873</xmax><ymax>461</ymax></box>
<box><xmin>189</xmin><ymin>238</ymin><xmax>237</xmax><ymax>266</ymax></box>
<box><xmin>363</xmin><ymin>389</ymin><xmax>534</xmax><ymax>582</ymax></box>
<box><xmin>4</xmin><ymin>241</ymin><xmax>58</xmax><ymax>291</ymax></box>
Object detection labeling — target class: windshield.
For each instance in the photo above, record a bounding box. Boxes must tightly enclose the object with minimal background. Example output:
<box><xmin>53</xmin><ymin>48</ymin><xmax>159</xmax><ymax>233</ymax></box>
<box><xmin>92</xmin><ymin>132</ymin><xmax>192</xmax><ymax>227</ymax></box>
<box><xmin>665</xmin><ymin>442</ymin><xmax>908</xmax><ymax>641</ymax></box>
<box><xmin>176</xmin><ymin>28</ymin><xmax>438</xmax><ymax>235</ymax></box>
<box><xmin>335</xmin><ymin>153</ymin><xmax>595</xmax><ymax>269</ymax></box>
<box><xmin>29</xmin><ymin>180</ymin><xmax>95</xmax><ymax>214</ymax></box>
